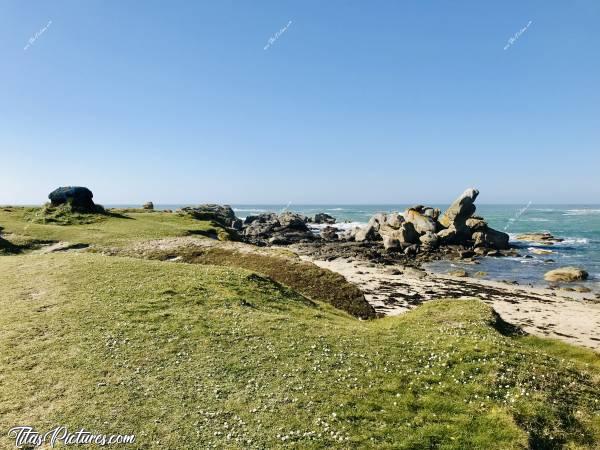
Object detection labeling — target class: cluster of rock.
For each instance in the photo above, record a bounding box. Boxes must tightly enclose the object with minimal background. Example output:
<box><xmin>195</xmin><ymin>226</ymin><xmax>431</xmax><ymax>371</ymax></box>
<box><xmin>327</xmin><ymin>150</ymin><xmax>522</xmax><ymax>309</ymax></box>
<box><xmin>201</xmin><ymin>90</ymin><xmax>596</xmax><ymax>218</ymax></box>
<box><xmin>179</xmin><ymin>189</ymin><xmax>510</xmax><ymax>255</ymax></box>
<box><xmin>179</xmin><ymin>204</ymin><xmax>242</xmax><ymax>229</ymax></box>
<box><xmin>178</xmin><ymin>205</ymin><xmax>340</xmax><ymax>245</ymax></box>
<box><xmin>242</xmin><ymin>212</ymin><xmax>317</xmax><ymax>245</ymax></box>
<box><xmin>346</xmin><ymin>188</ymin><xmax>510</xmax><ymax>255</ymax></box>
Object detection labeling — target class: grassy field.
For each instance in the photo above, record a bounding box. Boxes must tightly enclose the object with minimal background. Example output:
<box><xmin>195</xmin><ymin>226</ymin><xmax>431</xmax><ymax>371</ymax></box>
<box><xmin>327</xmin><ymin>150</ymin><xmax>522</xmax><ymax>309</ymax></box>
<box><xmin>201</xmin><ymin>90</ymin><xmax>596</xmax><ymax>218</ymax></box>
<box><xmin>0</xmin><ymin>206</ymin><xmax>230</xmax><ymax>250</ymax></box>
<box><xmin>1</xmin><ymin>207</ymin><xmax>599</xmax><ymax>449</ymax></box>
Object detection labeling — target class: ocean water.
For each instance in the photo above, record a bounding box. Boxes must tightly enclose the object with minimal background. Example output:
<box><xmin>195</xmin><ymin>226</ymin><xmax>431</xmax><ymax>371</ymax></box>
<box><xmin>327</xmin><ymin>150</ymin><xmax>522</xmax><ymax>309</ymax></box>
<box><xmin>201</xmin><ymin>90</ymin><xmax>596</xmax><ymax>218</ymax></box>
<box><xmin>129</xmin><ymin>203</ymin><xmax>600</xmax><ymax>291</ymax></box>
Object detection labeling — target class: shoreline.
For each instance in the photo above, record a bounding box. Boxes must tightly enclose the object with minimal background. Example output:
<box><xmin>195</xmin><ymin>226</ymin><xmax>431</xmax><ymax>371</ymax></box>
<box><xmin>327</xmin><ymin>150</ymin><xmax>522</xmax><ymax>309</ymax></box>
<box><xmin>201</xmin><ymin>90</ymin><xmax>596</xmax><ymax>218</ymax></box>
<box><xmin>295</xmin><ymin>251</ymin><xmax>600</xmax><ymax>352</ymax></box>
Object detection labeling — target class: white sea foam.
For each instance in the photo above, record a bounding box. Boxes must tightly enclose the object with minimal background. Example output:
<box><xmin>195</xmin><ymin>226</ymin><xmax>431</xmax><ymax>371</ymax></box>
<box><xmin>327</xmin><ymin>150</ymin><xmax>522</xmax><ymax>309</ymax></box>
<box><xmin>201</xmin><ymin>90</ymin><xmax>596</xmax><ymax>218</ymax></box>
<box><xmin>309</xmin><ymin>221</ymin><xmax>366</xmax><ymax>232</ymax></box>
<box><xmin>555</xmin><ymin>237</ymin><xmax>590</xmax><ymax>246</ymax></box>
<box><xmin>563</xmin><ymin>209</ymin><xmax>600</xmax><ymax>216</ymax></box>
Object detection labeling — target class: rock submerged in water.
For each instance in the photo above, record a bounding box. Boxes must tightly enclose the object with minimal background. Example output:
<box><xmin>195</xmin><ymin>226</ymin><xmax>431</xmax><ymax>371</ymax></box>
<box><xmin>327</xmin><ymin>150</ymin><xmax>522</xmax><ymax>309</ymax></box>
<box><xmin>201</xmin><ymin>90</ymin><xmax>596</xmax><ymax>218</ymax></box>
<box><xmin>544</xmin><ymin>267</ymin><xmax>589</xmax><ymax>282</ymax></box>
<box><xmin>49</xmin><ymin>186</ymin><xmax>96</xmax><ymax>210</ymax></box>
<box><xmin>448</xmin><ymin>269</ymin><xmax>468</xmax><ymax>277</ymax></box>
<box><xmin>516</xmin><ymin>232</ymin><xmax>563</xmax><ymax>245</ymax></box>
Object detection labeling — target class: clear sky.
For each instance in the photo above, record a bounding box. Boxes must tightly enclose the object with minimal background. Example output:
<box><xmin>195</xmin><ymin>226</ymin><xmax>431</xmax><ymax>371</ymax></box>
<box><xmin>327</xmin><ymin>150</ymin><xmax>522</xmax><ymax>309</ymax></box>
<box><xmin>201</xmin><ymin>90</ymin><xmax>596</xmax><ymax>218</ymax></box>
<box><xmin>1</xmin><ymin>0</ymin><xmax>599</xmax><ymax>205</ymax></box>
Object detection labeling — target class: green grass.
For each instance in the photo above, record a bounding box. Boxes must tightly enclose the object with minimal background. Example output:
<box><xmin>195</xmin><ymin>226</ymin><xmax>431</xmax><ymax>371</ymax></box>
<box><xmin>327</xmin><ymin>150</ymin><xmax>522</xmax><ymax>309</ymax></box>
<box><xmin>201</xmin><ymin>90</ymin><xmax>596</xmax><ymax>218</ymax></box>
<box><xmin>0</xmin><ymin>206</ymin><xmax>229</xmax><ymax>248</ymax></box>
<box><xmin>25</xmin><ymin>202</ymin><xmax>109</xmax><ymax>225</ymax></box>
<box><xmin>0</xmin><ymin>206</ymin><xmax>599</xmax><ymax>448</ymax></box>
<box><xmin>131</xmin><ymin>245</ymin><xmax>376</xmax><ymax>320</ymax></box>
<box><xmin>0</xmin><ymin>253</ymin><xmax>599</xmax><ymax>449</ymax></box>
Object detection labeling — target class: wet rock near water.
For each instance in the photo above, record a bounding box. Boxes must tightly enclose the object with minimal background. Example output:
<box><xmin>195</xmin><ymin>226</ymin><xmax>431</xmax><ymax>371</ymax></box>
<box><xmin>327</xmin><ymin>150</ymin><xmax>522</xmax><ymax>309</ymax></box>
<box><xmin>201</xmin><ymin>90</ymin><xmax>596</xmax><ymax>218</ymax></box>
<box><xmin>242</xmin><ymin>212</ymin><xmax>315</xmax><ymax>246</ymax></box>
<box><xmin>544</xmin><ymin>267</ymin><xmax>589</xmax><ymax>282</ymax></box>
<box><xmin>516</xmin><ymin>232</ymin><xmax>564</xmax><ymax>245</ymax></box>
<box><xmin>344</xmin><ymin>187</ymin><xmax>510</xmax><ymax>256</ymax></box>
<box><xmin>310</xmin><ymin>213</ymin><xmax>336</xmax><ymax>224</ymax></box>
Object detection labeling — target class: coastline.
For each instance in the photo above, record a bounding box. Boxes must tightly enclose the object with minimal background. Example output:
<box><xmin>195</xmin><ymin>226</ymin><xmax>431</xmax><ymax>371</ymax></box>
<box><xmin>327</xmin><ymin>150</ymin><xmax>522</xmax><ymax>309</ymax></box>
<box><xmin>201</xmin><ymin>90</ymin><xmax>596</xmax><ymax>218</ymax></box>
<box><xmin>295</xmin><ymin>251</ymin><xmax>600</xmax><ymax>351</ymax></box>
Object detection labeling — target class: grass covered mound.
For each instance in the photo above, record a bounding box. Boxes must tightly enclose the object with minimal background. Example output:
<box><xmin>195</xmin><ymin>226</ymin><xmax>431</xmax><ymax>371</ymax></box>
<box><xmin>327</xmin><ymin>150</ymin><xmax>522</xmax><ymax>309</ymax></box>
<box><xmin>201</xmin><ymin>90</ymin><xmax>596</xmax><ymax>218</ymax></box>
<box><xmin>149</xmin><ymin>244</ymin><xmax>376</xmax><ymax>319</ymax></box>
<box><xmin>0</xmin><ymin>207</ymin><xmax>375</xmax><ymax>319</ymax></box>
<box><xmin>26</xmin><ymin>202</ymin><xmax>108</xmax><ymax>225</ymax></box>
<box><xmin>108</xmin><ymin>237</ymin><xmax>376</xmax><ymax>319</ymax></box>
<box><xmin>1</xmin><ymin>253</ymin><xmax>599</xmax><ymax>449</ymax></box>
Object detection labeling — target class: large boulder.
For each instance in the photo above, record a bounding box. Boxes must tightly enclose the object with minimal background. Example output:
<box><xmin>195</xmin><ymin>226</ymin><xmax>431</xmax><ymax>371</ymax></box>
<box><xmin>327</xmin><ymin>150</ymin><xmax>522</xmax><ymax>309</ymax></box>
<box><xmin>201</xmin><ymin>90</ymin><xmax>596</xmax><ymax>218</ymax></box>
<box><xmin>320</xmin><ymin>226</ymin><xmax>338</xmax><ymax>240</ymax></box>
<box><xmin>354</xmin><ymin>222</ymin><xmax>380</xmax><ymax>242</ymax></box>
<box><xmin>354</xmin><ymin>214</ymin><xmax>386</xmax><ymax>242</ymax></box>
<box><xmin>390</xmin><ymin>222</ymin><xmax>420</xmax><ymax>246</ymax></box>
<box><xmin>423</xmin><ymin>207</ymin><xmax>440</xmax><ymax>221</ymax></box>
<box><xmin>384</xmin><ymin>213</ymin><xmax>404</xmax><ymax>228</ymax></box>
<box><xmin>436</xmin><ymin>227</ymin><xmax>458</xmax><ymax>245</ymax></box>
<box><xmin>404</xmin><ymin>208</ymin><xmax>437</xmax><ymax>234</ymax></box>
<box><xmin>438</xmin><ymin>188</ymin><xmax>479</xmax><ymax>235</ymax></box>
<box><xmin>244</xmin><ymin>213</ymin><xmax>278</xmax><ymax>225</ymax></box>
<box><xmin>278</xmin><ymin>212</ymin><xmax>308</xmax><ymax>229</ymax></box>
<box><xmin>544</xmin><ymin>267</ymin><xmax>589</xmax><ymax>282</ymax></box>
<box><xmin>313</xmin><ymin>213</ymin><xmax>336</xmax><ymax>224</ymax></box>
<box><xmin>48</xmin><ymin>186</ymin><xmax>95</xmax><ymax>210</ymax></box>
<box><xmin>466</xmin><ymin>217</ymin><xmax>487</xmax><ymax>232</ymax></box>
<box><xmin>143</xmin><ymin>201</ymin><xmax>154</xmax><ymax>210</ymax></box>
<box><xmin>242</xmin><ymin>212</ymin><xmax>313</xmax><ymax>245</ymax></box>
<box><xmin>419</xmin><ymin>231</ymin><xmax>440</xmax><ymax>250</ymax></box>
<box><xmin>472</xmin><ymin>227</ymin><xmax>510</xmax><ymax>250</ymax></box>
<box><xmin>180</xmin><ymin>204</ymin><xmax>237</xmax><ymax>227</ymax></box>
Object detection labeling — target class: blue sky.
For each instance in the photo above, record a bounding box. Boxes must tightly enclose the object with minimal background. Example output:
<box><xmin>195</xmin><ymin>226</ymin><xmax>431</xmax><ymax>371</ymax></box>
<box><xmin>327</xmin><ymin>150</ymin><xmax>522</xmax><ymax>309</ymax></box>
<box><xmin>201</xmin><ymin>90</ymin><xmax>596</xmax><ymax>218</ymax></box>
<box><xmin>1</xmin><ymin>0</ymin><xmax>599</xmax><ymax>204</ymax></box>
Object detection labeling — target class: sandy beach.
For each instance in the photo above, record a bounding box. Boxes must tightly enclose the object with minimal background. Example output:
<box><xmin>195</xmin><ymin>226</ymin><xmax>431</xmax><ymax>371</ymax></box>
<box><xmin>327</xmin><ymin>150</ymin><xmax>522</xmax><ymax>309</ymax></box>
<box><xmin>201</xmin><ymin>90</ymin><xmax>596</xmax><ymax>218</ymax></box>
<box><xmin>299</xmin><ymin>253</ymin><xmax>600</xmax><ymax>351</ymax></box>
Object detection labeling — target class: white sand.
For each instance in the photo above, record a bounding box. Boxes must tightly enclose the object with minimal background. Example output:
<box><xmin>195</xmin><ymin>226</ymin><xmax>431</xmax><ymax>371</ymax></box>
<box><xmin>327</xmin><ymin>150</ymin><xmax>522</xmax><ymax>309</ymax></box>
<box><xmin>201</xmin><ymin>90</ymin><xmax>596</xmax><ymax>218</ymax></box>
<box><xmin>300</xmin><ymin>255</ymin><xmax>600</xmax><ymax>352</ymax></box>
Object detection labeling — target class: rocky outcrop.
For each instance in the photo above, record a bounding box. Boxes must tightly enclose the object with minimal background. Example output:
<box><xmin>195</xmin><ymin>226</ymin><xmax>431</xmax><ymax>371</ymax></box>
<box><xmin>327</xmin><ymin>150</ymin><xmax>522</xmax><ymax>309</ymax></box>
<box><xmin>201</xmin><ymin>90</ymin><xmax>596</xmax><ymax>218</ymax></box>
<box><xmin>472</xmin><ymin>228</ymin><xmax>509</xmax><ymax>250</ymax></box>
<box><xmin>438</xmin><ymin>188</ymin><xmax>479</xmax><ymax>236</ymax></box>
<box><xmin>48</xmin><ymin>186</ymin><xmax>96</xmax><ymax>211</ymax></box>
<box><xmin>312</xmin><ymin>213</ymin><xmax>336</xmax><ymax>224</ymax></box>
<box><xmin>179</xmin><ymin>204</ymin><xmax>237</xmax><ymax>227</ymax></box>
<box><xmin>345</xmin><ymin>187</ymin><xmax>510</xmax><ymax>255</ymax></box>
<box><xmin>544</xmin><ymin>267</ymin><xmax>589</xmax><ymax>282</ymax></box>
<box><xmin>242</xmin><ymin>212</ymin><xmax>314</xmax><ymax>246</ymax></box>
<box><xmin>320</xmin><ymin>226</ymin><xmax>338</xmax><ymax>241</ymax></box>
<box><xmin>143</xmin><ymin>202</ymin><xmax>154</xmax><ymax>210</ymax></box>
<box><xmin>404</xmin><ymin>208</ymin><xmax>437</xmax><ymax>234</ymax></box>
<box><xmin>516</xmin><ymin>232</ymin><xmax>563</xmax><ymax>245</ymax></box>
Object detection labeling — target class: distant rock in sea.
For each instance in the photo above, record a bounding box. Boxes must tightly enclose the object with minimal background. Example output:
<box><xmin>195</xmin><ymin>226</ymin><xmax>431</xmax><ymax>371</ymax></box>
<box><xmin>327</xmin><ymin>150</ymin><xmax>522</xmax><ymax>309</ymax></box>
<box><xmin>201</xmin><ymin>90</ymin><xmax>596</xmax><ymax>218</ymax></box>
<box><xmin>516</xmin><ymin>232</ymin><xmax>563</xmax><ymax>245</ymax></box>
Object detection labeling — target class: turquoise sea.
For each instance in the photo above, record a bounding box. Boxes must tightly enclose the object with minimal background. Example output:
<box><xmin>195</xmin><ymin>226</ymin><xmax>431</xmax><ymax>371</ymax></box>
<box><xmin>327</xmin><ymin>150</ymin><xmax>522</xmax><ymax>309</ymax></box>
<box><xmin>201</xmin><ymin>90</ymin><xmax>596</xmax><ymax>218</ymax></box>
<box><xmin>130</xmin><ymin>204</ymin><xmax>600</xmax><ymax>292</ymax></box>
